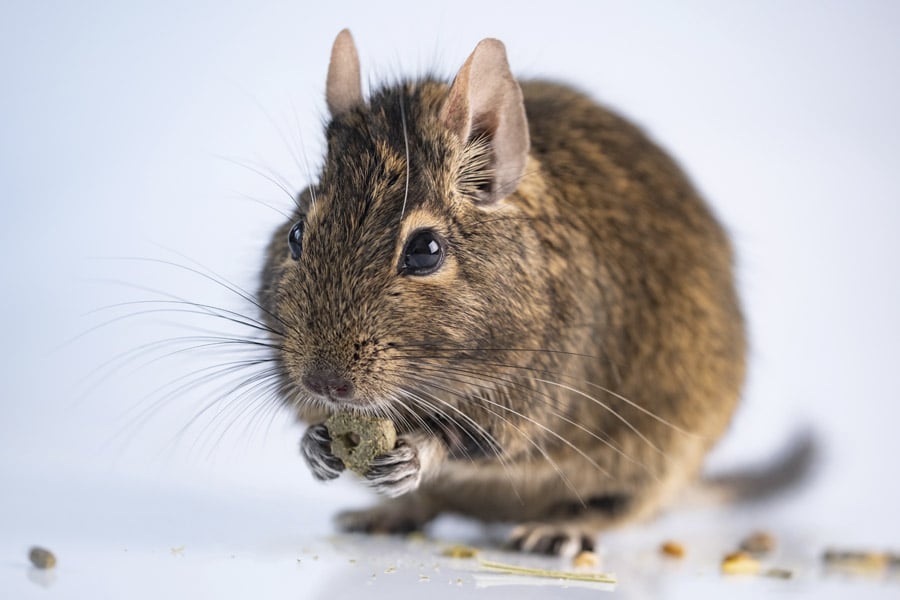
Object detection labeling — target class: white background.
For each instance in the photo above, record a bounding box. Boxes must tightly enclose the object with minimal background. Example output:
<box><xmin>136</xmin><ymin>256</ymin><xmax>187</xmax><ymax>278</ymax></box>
<box><xmin>1</xmin><ymin>1</ymin><xmax>898</xmax><ymax>598</ymax></box>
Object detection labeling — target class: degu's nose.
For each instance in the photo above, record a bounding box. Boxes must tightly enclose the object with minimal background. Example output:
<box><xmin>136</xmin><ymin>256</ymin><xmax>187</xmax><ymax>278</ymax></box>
<box><xmin>302</xmin><ymin>369</ymin><xmax>355</xmax><ymax>401</ymax></box>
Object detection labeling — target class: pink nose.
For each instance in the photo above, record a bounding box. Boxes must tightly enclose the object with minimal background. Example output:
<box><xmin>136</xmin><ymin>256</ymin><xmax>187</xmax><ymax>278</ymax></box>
<box><xmin>302</xmin><ymin>371</ymin><xmax>354</xmax><ymax>401</ymax></box>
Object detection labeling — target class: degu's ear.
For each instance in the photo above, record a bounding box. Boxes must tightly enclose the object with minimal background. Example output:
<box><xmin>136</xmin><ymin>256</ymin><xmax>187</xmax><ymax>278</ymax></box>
<box><xmin>326</xmin><ymin>29</ymin><xmax>363</xmax><ymax>117</ymax></box>
<box><xmin>440</xmin><ymin>39</ymin><xmax>529</xmax><ymax>204</ymax></box>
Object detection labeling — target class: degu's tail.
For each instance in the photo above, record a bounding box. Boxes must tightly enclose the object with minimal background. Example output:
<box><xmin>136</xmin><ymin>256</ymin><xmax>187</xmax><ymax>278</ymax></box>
<box><xmin>681</xmin><ymin>430</ymin><xmax>819</xmax><ymax>508</ymax></box>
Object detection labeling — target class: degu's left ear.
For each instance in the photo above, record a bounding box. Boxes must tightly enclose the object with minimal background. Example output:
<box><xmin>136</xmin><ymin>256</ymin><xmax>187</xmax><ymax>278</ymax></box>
<box><xmin>440</xmin><ymin>39</ymin><xmax>529</xmax><ymax>204</ymax></box>
<box><xmin>326</xmin><ymin>29</ymin><xmax>363</xmax><ymax>117</ymax></box>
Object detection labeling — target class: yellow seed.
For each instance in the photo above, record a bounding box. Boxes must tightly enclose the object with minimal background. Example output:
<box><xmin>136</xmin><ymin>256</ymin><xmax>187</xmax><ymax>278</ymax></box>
<box><xmin>442</xmin><ymin>544</ymin><xmax>479</xmax><ymax>558</ymax></box>
<box><xmin>28</xmin><ymin>547</ymin><xmax>56</xmax><ymax>570</ymax></box>
<box><xmin>721</xmin><ymin>551</ymin><xmax>760</xmax><ymax>575</ymax></box>
<box><xmin>572</xmin><ymin>550</ymin><xmax>600</xmax><ymax>568</ymax></box>
<box><xmin>660</xmin><ymin>540</ymin><xmax>685</xmax><ymax>559</ymax></box>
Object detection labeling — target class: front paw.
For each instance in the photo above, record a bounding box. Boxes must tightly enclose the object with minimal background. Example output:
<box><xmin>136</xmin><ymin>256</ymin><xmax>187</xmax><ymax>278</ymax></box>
<box><xmin>300</xmin><ymin>424</ymin><xmax>344</xmax><ymax>481</ymax></box>
<box><xmin>363</xmin><ymin>438</ymin><xmax>421</xmax><ymax>498</ymax></box>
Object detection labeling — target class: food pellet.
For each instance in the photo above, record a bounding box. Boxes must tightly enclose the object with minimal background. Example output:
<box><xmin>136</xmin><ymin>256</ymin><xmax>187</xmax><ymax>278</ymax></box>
<box><xmin>28</xmin><ymin>547</ymin><xmax>57</xmax><ymax>570</ymax></box>
<box><xmin>326</xmin><ymin>413</ymin><xmax>397</xmax><ymax>474</ymax></box>
<box><xmin>660</xmin><ymin>540</ymin><xmax>685</xmax><ymax>559</ymax></box>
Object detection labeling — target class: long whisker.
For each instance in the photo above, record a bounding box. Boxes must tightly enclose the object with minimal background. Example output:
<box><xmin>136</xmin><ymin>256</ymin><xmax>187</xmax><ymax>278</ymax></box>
<box><xmin>213</xmin><ymin>154</ymin><xmax>298</xmax><ymax>206</ymax></box>
<box><xmin>390</xmin><ymin>346</ymin><xmax>697</xmax><ymax>440</ymax></box>
<box><xmin>398</xmin><ymin>92</ymin><xmax>411</xmax><ymax>223</ymax></box>
<box><xmin>289</xmin><ymin>99</ymin><xmax>319</xmax><ymax>218</ymax></box>
<box><xmin>408</xmin><ymin>362</ymin><xmax>658</xmax><ymax>479</ymax></box>
<box><xmin>399</xmin><ymin>370</ymin><xmax>592</xmax><ymax>503</ymax></box>
<box><xmin>394</xmin><ymin>380</ymin><xmax>524</xmax><ymax>505</ymax></box>
<box><xmin>88</xmin><ymin>256</ymin><xmax>289</xmax><ymax>331</ymax></box>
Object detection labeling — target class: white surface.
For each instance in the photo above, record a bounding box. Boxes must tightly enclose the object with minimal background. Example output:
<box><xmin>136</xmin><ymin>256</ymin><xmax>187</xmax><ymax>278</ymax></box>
<box><xmin>1</xmin><ymin>1</ymin><xmax>899</xmax><ymax>598</ymax></box>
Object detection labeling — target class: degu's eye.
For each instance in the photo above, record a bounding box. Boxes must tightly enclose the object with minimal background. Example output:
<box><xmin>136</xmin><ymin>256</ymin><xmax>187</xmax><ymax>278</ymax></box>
<box><xmin>287</xmin><ymin>221</ymin><xmax>305</xmax><ymax>260</ymax></box>
<box><xmin>401</xmin><ymin>229</ymin><xmax>445</xmax><ymax>275</ymax></box>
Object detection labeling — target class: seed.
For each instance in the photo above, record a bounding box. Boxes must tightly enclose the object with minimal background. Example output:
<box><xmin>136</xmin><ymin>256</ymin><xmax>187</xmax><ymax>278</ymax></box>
<box><xmin>721</xmin><ymin>551</ymin><xmax>760</xmax><ymax>575</ymax></box>
<box><xmin>740</xmin><ymin>531</ymin><xmax>776</xmax><ymax>555</ymax></box>
<box><xmin>572</xmin><ymin>550</ymin><xmax>600</xmax><ymax>568</ymax></box>
<box><xmin>660</xmin><ymin>540</ymin><xmax>685</xmax><ymax>559</ymax></box>
<box><xmin>441</xmin><ymin>544</ymin><xmax>479</xmax><ymax>558</ymax></box>
<box><xmin>28</xmin><ymin>547</ymin><xmax>57</xmax><ymax>570</ymax></box>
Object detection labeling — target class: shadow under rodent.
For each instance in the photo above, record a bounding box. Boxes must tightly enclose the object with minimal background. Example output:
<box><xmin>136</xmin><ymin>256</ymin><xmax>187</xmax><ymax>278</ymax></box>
<box><xmin>258</xmin><ymin>29</ymin><xmax>749</xmax><ymax>557</ymax></box>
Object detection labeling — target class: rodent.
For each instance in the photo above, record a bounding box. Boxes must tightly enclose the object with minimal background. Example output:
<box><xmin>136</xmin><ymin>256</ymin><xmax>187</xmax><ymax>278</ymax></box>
<box><xmin>258</xmin><ymin>29</ymin><xmax>746</xmax><ymax>556</ymax></box>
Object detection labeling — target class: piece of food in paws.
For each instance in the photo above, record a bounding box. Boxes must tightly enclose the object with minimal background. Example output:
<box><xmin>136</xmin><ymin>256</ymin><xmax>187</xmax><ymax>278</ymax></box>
<box><xmin>325</xmin><ymin>413</ymin><xmax>397</xmax><ymax>474</ymax></box>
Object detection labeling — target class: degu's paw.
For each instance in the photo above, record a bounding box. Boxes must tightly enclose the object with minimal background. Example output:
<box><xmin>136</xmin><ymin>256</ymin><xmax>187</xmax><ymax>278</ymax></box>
<box><xmin>362</xmin><ymin>438</ymin><xmax>421</xmax><ymax>497</ymax></box>
<box><xmin>507</xmin><ymin>522</ymin><xmax>596</xmax><ymax>557</ymax></box>
<box><xmin>300</xmin><ymin>424</ymin><xmax>345</xmax><ymax>481</ymax></box>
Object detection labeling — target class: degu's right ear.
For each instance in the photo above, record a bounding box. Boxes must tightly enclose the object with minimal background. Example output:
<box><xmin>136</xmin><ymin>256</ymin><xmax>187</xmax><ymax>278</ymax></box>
<box><xmin>440</xmin><ymin>39</ymin><xmax>530</xmax><ymax>204</ymax></box>
<box><xmin>326</xmin><ymin>29</ymin><xmax>363</xmax><ymax>117</ymax></box>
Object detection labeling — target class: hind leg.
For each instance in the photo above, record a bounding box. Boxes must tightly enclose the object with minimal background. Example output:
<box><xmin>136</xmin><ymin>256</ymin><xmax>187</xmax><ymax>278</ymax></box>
<box><xmin>336</xmin><ymin>492</ymin><xmax>439</xmax><ymax>534</ymax></box>
<box><xmin>506</xmin><ymin>492</ymin><xmax>638</xmax><ymax>557</ymax></box>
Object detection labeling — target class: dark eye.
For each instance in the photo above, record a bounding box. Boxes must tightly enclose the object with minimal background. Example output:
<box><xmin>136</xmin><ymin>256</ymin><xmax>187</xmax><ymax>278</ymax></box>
<box><xmin>287</xmin><ymin>221</ymin><xmax>304</xmax><ymax>260</ymax></box>
<box><xmin>401</xmin><ymin>229</ymin><xmax>445</xmax><ymax>275</ymax></box>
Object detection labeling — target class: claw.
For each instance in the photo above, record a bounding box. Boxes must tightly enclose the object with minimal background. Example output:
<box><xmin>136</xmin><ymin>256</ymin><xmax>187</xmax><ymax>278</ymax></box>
<box><xmin>301</xmin><ymin>424</ymin><xmax>345</xmax><ymax>481</ymax></box>
<box><xmin>363</xmin><ymin>438</ymin><xmax>422</xmax><ymax>497</ymax></box>
<box><xmin>507</xmin><ymin>523</ymin><xmax>596</xmax><ymax>557</ymax></box>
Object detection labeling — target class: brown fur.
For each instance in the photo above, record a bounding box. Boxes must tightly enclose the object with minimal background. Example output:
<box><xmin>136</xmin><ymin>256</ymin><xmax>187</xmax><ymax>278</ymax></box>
<box><xmin>258</xmin><ymin>34</ymin><xmax>745</xmax><ymax>555</ymax></box>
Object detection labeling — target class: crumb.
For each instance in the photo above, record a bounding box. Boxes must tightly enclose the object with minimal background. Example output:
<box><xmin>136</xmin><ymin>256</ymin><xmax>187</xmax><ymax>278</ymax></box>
<box><xmin>441</xmin><ymin>544</ymin><xmax>479</xmax><ymax>558</ymax></box>
<box><xmin>312</xmin><ymin>555</ymin><xmax>319</xmax><ymax>560</ymax></box>
<box><xmin>740</xmin><ymin>531</ymin><xmax>776</xmax><ymax>555</ymax></box>
<box><xmin>823</xmin><ymin>549</ymin><xmax>890</xmax><ymax>573</ymax></box>
<box><xmin>406</xmin><ymin>531</ymin><xmax>427</xmax><ymax>542</ymax></box>
<box><xmin>721</xmin><ymin>551</ymin><xmax>760</xmax><ymax>575</ymax></box>
<box><xmin>456</xmin><ymin>578</ymin><xmax>463</xmax><ymax>585</ymax></box>
<box><xmin>572</xmin><ymin>550</ymin><xmax>600</xmax><ymax>568</ymax></box>
<box><xmin>764</xmin><ymin>567</ymin><xmax>793</xmax><ymax>579</ymax></box>
<box><xmin>419</xmin><ymin>574</ymin><xmax>430</xmax><ymax>582</ymax></box>
<box><xmin>661</xmin><ymin>540</ymin><xmax>685</xmax><ymax>559</ymax></box>
<box><xmin>384</xmin><ymin>566</ymin><xmax>397</xmax><ymax>574</ymax></box>
<box><xmin>28</xmin><ymin>547</ymin><xmax>56</xmax><ymax>570</ymax></box>
<box><xmin>348</xmin><ymin>558</ymin><xmax>357</xmax><ymax>564</ymax></box>
<box><xmin>170</xmin><ymin>545</ymin><xmax>185</xmax><ymax>557</ymax></box>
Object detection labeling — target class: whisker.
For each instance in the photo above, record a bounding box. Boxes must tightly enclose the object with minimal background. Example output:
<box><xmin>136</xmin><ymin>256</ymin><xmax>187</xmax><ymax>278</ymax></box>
<box><xmin>289</xmin><ymin>99</ymin><xmax>319</xmax><ymax>217</ymax></box>
<box><xmin>390</xmin><ymin>346</ymin><xmax>697</xmax><ymax>440</ymax></box>
<box><xmin>398</xmin><ymin>92</ymin><xmax>411</xmax><ymax>223</ymax></box>
<box><xmin>394</xmin><ymin>381</ymin><xmax>525</xmax><ymax>505</ymax></box>
<box><xmin>213</xmin><ymin>154</ymin><xmax>298</xmax><ymax>206</ymax></box>
<box><xmin>233</xmin><ymin>191</ymin><xmax>293</xmax><ymax>219</ymax></box>
<box><xmin>398</xmin><ymin>371</ymin><xmax>589</xmax><ymax>503</ymax></box>
<box><xmin>88</xmin><ymin>256</ymin><xmax>289</xmax><ymax>331</ymax></box>
<box><xmin>409</xmin><ymin>362</ymin><xmax>658</xmax><ymax>479</ymax></box>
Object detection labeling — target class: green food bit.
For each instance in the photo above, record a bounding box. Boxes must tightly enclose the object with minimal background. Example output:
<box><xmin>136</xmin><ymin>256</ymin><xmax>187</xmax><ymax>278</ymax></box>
<box><xmin>326</xmin><ymin>413</ymin><xmax>396</xmax><ymax>474</ymax></box>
